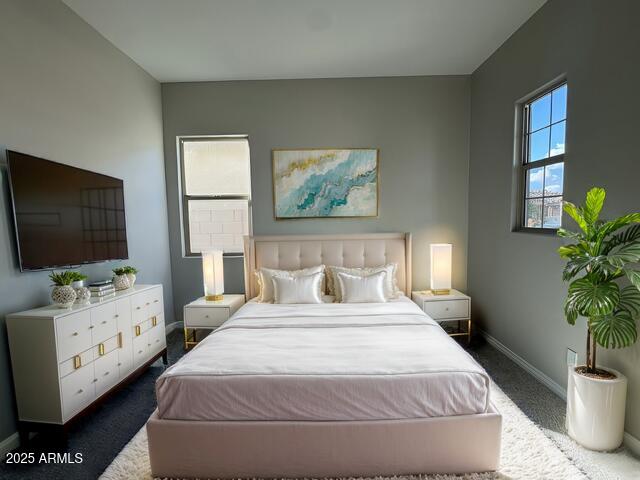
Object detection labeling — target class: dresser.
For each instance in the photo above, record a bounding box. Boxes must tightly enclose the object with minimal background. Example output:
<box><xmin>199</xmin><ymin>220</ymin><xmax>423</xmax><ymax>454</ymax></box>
<box><xmin>6</xmin><ymin>284</ymin><xmax>167</xmax><ymax>440</ymax></box>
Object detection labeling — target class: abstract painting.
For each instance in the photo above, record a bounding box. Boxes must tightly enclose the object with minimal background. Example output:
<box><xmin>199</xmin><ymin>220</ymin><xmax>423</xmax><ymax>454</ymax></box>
<box><xmin>272</xmin><ymin>149</ymin><xmax>378</xmax><ymax>219</ymax></box>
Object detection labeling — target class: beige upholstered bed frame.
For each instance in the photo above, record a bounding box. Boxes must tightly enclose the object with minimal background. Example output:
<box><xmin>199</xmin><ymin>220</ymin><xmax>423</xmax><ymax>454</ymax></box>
<box><xmin>147</xmin><ymin>233</ymin><xmax>502</xmax><ymax>479</ymax></box>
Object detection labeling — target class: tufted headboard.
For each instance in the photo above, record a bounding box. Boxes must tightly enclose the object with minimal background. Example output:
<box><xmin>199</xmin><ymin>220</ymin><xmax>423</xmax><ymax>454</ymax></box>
<box><xmin>243</xmin><ymin>233</ymin><xmax>412</xmax><ymax>299</ymax></box>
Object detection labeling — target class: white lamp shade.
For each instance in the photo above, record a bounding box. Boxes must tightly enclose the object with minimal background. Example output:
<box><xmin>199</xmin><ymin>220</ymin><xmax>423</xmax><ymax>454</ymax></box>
<box><xmin>202</xmin><ymin>250</ymin><xmax>224</xmax><ymax>300</ymax></box>
<box><xmin>430</xmin><ymin>244</ymin><xmax>452</xmax><ymax>292</ymax></box>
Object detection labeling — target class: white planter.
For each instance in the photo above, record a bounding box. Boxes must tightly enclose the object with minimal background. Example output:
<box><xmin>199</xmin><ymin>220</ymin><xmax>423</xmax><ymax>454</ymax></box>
<box><xmin>126</xmin><ymin>273</ymin><xmax>136</xmax><ymax>287</ymax></box>
<box><xmin>51</xmin><ymin>285</ymin><xmax>77</xmax><ymax>309</ymax></box>
<box><xmin>566</xmin><ymin>366</ymin><xmax>627</xmax><ymax>451</ymax></box>
<box><xmin>113</xmin><ymin>274</ymin><xmax>130</xmax><ymax>291</ymax></box>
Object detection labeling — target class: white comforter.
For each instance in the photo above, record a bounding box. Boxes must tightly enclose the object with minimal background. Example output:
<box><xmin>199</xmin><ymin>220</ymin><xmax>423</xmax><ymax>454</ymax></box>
<box><xmin>156</xmin><ymin>298</ymin><xmax>491</xmax><ymax>421</ymax></box>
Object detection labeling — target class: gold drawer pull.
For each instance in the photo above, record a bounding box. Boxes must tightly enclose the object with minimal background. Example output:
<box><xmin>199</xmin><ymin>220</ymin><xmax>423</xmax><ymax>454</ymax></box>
<box><xmin>118</xmin><ymin>332</ymin><xmax>123</xmax><ymax>348</ymax></box>
<box><xmin>151</xmin><ymin>316</ymin><xmax>157</xmax><ymax>327</ymax></box>
<box><xmin>135</xmin><ymin>325</ymin><xmax>141</xmax><ymax>336</ymax></box>
<box><xmin>73</xmin><ymin>355</ymin><xmax>82</xmax><ymax>369</ymax></box>
<box><xmin>98</xmin><ymin>343</ymin><xmax>105</xmax><ymax>356</ymax></box>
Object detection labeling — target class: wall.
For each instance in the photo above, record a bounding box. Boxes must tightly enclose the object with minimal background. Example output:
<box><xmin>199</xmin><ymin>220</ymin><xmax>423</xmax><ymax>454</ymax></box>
<box><xmin>162</xmin><ymin>76</ymin><xmax>470</xmax><ymax>315</ymax></box>
<box><xmin>0</xmin><ymin>0</ymin><xmax>173</xmax><ymax>444</ymax></box>
<box><xmin>469</xmin><ymin>0</ymin><xmax>640</xmax><ymax>440</ymax></box>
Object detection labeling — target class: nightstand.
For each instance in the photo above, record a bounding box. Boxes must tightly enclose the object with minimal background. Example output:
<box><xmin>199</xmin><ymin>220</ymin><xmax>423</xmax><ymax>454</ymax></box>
<box><xmin>183</xmin><ymin>294</ymin><xmax>245</xmax><ymax>349</ymax></box>
<box><xmin>411</xmin><ymin>289</ymin><xmax>471</xmax><ymax>344</ymax></box>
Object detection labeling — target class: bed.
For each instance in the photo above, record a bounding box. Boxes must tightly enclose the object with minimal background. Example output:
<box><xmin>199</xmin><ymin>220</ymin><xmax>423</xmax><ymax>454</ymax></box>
<box><xmin>147</xmin><ymin>233</ymin><xmax>502</xmax><ymax>478</ymax></box>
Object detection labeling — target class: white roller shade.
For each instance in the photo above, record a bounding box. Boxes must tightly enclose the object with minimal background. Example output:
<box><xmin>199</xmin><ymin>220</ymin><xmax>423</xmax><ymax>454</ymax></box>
<box><xmin>183</xmin><ymin>139</ymin><xmax>251</xmax><ymax>196</ymax></box>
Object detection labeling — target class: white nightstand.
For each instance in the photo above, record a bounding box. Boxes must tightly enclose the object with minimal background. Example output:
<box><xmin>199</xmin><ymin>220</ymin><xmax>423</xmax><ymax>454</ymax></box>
<box><xmin>183</xmin><ymin>294</ymin><xmax>245</xmax><ymax>349</ymax></box>
<box><xmin>412</xmin><ymin>289</ymin><xmax>471</xmax><ymax>344</ymax></box>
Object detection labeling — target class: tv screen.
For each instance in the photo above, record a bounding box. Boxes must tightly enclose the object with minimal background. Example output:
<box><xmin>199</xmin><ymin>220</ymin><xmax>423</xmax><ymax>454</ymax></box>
<box><xmin>7</xmin><ymin>150</ymin><xmax>129</xmax><ymax>271</ymax></box>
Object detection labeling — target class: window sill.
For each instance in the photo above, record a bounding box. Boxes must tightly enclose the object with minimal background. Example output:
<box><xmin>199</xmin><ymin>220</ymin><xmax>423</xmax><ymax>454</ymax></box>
<box><xmin>512</xmin><ymin>227</ymin><xmax>559</xmax><ymax>236</ymax></box>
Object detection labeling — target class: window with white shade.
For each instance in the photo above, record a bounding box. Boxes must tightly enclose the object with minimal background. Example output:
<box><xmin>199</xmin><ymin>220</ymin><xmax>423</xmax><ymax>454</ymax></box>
<box><xmin>178</xmin><ymin>137</ymin><xmax>252</xmax><ymax>256</ymax></box>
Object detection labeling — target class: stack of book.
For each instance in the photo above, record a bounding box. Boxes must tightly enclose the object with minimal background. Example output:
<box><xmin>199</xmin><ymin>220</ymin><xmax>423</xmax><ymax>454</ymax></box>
<box><xmin>89</xmin><ymin>280</ymin><xmax>115</xmax><ymax>300</ymax></box>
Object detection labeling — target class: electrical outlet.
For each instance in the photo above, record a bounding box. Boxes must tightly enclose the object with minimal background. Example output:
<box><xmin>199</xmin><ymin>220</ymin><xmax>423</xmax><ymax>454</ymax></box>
<box><xmin>566</xmin><ymin>348</ymin><xmax>578</xmax><ymax>366</ymax></box>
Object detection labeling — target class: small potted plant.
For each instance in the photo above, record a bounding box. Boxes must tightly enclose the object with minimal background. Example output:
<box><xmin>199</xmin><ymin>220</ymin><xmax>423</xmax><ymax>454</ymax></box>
<box><xmin>69</xmin><ymin>272</ymin><xmax>90</xmax><ymax>304</ymax></box>
<box><xmin>558</xmin><ymin>187</ymin><xmax>639</xmax><ymax>451</ymax></box>
<box><xmin>49</xmin><ymin>271</ymin><xmax>78</xmax><ymax>308</ymax></box>
<box><xmin>112</xmin><ymin>267</ymin><xmax>131</xmax><ymax>291</ymax></box>
<box><xmin>122</xmin><ymin>266</ymin><xmax>138</xmax><ymax>287</ymax></box>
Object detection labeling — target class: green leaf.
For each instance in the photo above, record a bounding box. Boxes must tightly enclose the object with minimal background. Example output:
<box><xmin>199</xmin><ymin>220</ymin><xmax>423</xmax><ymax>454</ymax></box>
<box><xmin>590</xmin><ymin>311</ymin><xmax>638</xmax><ymax>349</ymax></box>
<box><xmin>564</xmin><ymin>298</ymin><xmax>578</xmax><ymax>325</ymax></box>
<box><xmin>607</xmin><ymin>241</ymin><xmax>640</xmax><ymax>268</ymax></box>
<box><xmin>604</xmin><ymin>224</ymin><xmax>640</xmax><ymax>254</ymax></box>
<box><xmin>583</xmin><ymin>188</ymin><xmax>606</xmax><ymax>224</ymax></box>
<box><xmin>563</xmin><ymin>201</ymin><xmax>588</xmax><ymax>232</ymax></box>
<box><xmin>567</xmin><ymin>278</ymin><xmax>620</xmax><ymax>316</ymax></box>
<box><xmin>557</xmin><ymin>228</ymin><xmax>585</xmax><ymax>241</ymax></box>
<box><xmin>597</xmin><ymin>213</ymin><xmax>640</xmax><ymax>241</ymax></box>
<box><xmin>558</xmin><ymin>245</ymin><xmax>583</xmax><ymax>258</ymax></box>
<box><xmin>619</xmin><ymin>285</ymin><xmax>640</xmax><ymax>316</ymax></box>
<box><xmin>562</xmin><ymin>256</ymin><xmax>596</xmax><ymax>281</ymax></box>
<box><xmin>625</xmin><ymin>269</ymin><xmax>640</xmax><ymax>290</ymax></box>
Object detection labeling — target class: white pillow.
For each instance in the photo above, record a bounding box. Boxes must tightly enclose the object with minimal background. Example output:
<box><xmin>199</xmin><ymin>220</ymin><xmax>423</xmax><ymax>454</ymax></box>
<box><xmin>272</xmin><ymin>272</ymin><xmax>324</xmax><ymax>304</ymax></box>
<box><xmin>328</xmin><ymin>264</ymin><xmax>399</xmax><ymax>302</ymax></box>
<box><xmin>337</xmin><ymin>271</ymin><xmax>388</xmax><ymax>303</ymax></box>
<box><xmin>256</xmin><ymin>265</ymin><xmax>324</xmax><ymax>302</ymax></box>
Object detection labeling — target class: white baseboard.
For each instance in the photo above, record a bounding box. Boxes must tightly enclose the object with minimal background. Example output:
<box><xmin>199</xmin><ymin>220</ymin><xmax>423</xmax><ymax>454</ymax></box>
<box><xmin>165</xmin><ymin>321</ymin><xmax>183</xmax><ymax>335</ymax></box>
<box><xmin>0</xmin><ymin>432</ymin><xmax>19</xmax><ymax>456</ymax></box>
<box><xmin>624</xmin><ymin>432</ymin><xmax>640</xmax><ymax>457</ymax></box>
<box><xmin>481</xmin><ymin>330</ymin><xmax>640</xmax><ymax>456</ymax></box>
<box><xmin>481</xmin><ymin>329</ymin><xmax>567</xmax><ymax>400</ymax></box>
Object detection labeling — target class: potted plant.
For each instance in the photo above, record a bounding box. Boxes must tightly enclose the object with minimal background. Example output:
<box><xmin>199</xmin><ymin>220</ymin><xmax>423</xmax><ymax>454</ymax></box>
<box><xmin>558</xmin><ymin>187</ymin><xmax>640</xmax><ymax>451</ymax></box>
<box><xmin>122</xmin><ymin>266</ymin><xmax>138</xmax><ymax>287</ymax></box>
<box><xmin>69</xmin><ymin>272</ymin><xmax>90</xmax><ymax>304</ymax></box>
<box><xmin>112</xmin><ymin>267</ymin><xmax>131</xmax><ymax>291</ymax></box>
<box><xmin>49</xmin><ymin>271</ymin><xmax>78</xmax><ymax>308</ymax></box>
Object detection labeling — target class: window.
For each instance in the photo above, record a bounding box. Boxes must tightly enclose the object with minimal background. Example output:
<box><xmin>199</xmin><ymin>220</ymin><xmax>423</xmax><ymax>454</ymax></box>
<box><xmin>519</xmin><ymin>82</ymin><xmax>567</xmax><ymax>230</ymax></box>
<box><xmin>178</xmin><ymin>136</ymin><xmax>251</xmax><ymax>256</ymax></box>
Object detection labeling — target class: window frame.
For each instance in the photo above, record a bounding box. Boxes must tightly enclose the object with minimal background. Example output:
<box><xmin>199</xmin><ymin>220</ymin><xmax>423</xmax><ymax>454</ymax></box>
<box><xmin>515</xmin><ymin>80</ymin><xmax>567</xmax><ymax>234</ymax></box>
<box><xmin>177</xmin><ymin>135</ymin><xmax>252</xmax><ymax>258</ymax></box>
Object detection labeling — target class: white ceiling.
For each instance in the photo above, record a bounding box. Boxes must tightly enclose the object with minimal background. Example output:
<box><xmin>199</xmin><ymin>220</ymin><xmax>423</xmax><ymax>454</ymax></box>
<box><xmin>63</xmin><ymin>0</ymin><xmax>546</xmax><ymax>83</ymax></box>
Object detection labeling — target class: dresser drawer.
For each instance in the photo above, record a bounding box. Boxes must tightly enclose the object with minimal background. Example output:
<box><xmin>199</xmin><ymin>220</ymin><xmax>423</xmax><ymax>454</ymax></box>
<box><xmin>148</xmin><ymin>287</ymin><xmax>163</xmax><ymax>317</ymax></box>
<box><xmin>93</xmin><ymin>333</ymin><xmax>119</xmax><ymax>359</ymax></box>
<box><xmin>132</xmin><ymin>332</ymin><xmax>148</xmax><ymax>362</ymax></box>
<box><xmin>94</xmin><ymin>349</ymin><xmax>119</xmax><ymax>398</ymax></box>
<box><xmin>148</xmin><ymin>317</ymin><xmax>166</xmax><ymax>354</ymax></box>
<box><xmin>185</xmin><ymin>307</ymin><xmax>229</xmax><ymax>328</ymax></box>
<box><xmin>60</xmin><ymin>363</ymin><xmax>95</xmax><ymax>421</ymax></box>
<box><xmin>422</xmin><ymin>299</ymin><xmax>469</xmax><ymax>320</ymax></box>
<box><xmin>59</xmin><ymin>346</ymin><xmax>94</xmax><ymax>378</ymax></box>
<box><xmin>131</xmin><ymin>292</ymin><xmax>148</xmax><ymax>324</ymax></box>
<box><xmin>115</xmin><ymin>297</ymin><xmax>132</xmax><ymax>331</ymax></box>
<box><xmin>118</xmin><ymin>342</ymin><xmax>134</xmax><ymax>377</ymax></box>
<box><xmin>91</xmin><ymin>302</ymin><xmax>118</xmax><ymax>344</ymax></box>
<box><xmin>56</xmin><ymin>311</ymin><xmax>92</xmax><ymax>362</ymax></box>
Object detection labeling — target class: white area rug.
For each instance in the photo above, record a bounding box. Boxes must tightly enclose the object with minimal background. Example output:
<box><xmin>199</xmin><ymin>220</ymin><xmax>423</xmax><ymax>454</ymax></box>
<box><xmin>100</xmin><ymin>385</ymin><xmax>586</xmax><ymax>480</ymax></box>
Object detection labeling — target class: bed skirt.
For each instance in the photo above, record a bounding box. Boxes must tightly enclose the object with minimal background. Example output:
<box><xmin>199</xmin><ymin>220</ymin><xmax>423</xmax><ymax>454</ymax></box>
<box><xmin>147</xmin><ymin>405</ymin><xmax>502</xmax><ymax>479</ymax></box>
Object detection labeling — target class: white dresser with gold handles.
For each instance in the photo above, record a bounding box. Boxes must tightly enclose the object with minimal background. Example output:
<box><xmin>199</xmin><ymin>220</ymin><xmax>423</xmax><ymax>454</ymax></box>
<box><xmin>6</xmin><ymin>284</ymin><xmax>166</xmax><ymax>441</ymax></box>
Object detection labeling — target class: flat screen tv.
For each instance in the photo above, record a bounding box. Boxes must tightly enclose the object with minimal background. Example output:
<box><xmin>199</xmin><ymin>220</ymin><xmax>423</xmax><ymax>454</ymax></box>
<box><xmin>7</xmin><ymin>150</ymin><xmax>129</xmax><ymax>271</ymax></box>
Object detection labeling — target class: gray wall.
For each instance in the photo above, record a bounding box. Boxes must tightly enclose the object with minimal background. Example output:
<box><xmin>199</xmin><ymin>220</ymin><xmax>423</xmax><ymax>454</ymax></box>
<box><xmin>0</xmin><ymin>0</ymin><xmax>173</xmax><ymax>442</ymax></box>
<box><xmin>162</xmin><ymin>76</ymin><xmax>470</xmax><ymax>316</ymax></box>
<box><xmin>469</xmin><ymin>0</ymin><xmax>640</xmax><ymax>440</ymax></box>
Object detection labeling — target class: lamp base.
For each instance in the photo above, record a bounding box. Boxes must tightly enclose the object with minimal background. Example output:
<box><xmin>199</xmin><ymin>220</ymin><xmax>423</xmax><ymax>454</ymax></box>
<box><xmin>431</xmin><ymin>289</ymin><xmax>451</xmax><ymax>296</ymax></box>
<box><xmin>205</xmin><ymin>294</ymin><xmax>224</xmax><ymax>301</ymax></box>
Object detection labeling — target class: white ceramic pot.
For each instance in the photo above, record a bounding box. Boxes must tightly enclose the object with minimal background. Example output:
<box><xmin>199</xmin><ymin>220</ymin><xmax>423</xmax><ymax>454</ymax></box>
<box><xmin>74</xmin><ymin>286</ymin><xmax>91</xmax><ymax>304</ymax></box>
<box><xmin>51</xmin><ymin>285</ymin><xmax>77</xmax><ymax>308</ymax></box>
<box><xmin>566</xmin><ymin>366</ymin><xmax>627</xmax><ymax>451</ymax></box>
<box><xmin>126</xmin><ymin>273</ymin><xmax>136</xmax><ymax>287</ymax></box>
<box><xmin>113</xmin><ymin>274</ymin><xmax>130</xmax><ymax>291</ymax></box>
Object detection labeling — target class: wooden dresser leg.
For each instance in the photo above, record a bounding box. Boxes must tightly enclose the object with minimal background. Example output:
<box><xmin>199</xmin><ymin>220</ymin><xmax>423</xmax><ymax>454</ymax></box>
<box><xmin>162</xmin><ymin>349</ymin><xmax>168</xmax><ymax>365</ymax></box>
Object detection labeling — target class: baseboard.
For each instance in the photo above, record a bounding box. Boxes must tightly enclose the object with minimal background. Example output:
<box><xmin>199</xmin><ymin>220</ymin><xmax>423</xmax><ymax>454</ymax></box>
<box><xmin>0</xmin><ymin>432</ymin><xmax>19</xmax><ymax>456</ymax></box>
<box><xmin>481</xmin><ymin>329</ymin><xmax>640</xmax><ymax>456</ymax></box>
<box><xmin>481</xmin><ymin>329</ymin><xmax>567</xmax><ymax>400</ymax></box>
<box><xmin>624</xmin><ymin>432</ymin><xmax>640</xmax><ymax>457</ymax></box>
<box><xmin>165</xmin><ymin>321</ymin><xmax>183</xmax><ymax>335</ymax></box>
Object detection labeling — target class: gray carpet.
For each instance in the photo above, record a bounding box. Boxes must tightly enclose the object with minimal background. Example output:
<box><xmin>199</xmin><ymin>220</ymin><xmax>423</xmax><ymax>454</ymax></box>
<box><xmin>0</xmin><ymin>331</ymin><xmax>604</xmax><ymax>479</ymax></box>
